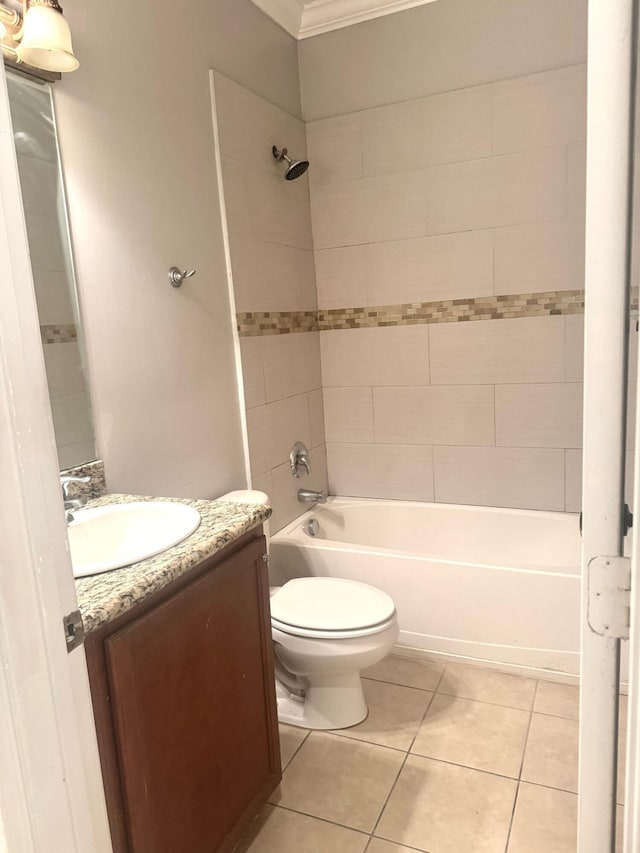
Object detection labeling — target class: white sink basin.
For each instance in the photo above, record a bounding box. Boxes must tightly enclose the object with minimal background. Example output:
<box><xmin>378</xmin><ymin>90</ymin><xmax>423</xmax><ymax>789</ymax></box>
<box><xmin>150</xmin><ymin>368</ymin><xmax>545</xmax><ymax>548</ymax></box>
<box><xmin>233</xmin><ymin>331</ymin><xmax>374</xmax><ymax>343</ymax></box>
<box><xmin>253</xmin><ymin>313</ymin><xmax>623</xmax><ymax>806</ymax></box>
<box><xmin>68</xmin><ymin>501</ymin><xmax>201</xmax><ymax>578</ymax></box>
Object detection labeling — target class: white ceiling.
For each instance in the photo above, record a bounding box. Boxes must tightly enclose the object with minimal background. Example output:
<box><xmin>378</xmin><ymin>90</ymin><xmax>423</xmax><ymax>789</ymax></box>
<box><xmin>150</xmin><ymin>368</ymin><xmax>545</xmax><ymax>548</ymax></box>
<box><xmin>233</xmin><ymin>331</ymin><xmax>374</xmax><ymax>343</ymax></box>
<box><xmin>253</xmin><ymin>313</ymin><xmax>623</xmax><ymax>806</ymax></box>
<box><xmin>251</xmin><ymin>0</ymin><xmax>439</xmax><ymax>40</ymax></box>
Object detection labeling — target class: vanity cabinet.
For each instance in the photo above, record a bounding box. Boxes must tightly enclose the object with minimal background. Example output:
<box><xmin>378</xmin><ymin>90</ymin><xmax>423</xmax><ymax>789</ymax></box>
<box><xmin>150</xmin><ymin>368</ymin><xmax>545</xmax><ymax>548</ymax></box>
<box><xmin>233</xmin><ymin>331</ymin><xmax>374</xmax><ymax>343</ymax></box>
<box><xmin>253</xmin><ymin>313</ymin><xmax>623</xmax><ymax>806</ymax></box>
<box><xmin>85</xmin><ymin>530</ymin><xmax>280</xmax><ymax>853</ymax></box>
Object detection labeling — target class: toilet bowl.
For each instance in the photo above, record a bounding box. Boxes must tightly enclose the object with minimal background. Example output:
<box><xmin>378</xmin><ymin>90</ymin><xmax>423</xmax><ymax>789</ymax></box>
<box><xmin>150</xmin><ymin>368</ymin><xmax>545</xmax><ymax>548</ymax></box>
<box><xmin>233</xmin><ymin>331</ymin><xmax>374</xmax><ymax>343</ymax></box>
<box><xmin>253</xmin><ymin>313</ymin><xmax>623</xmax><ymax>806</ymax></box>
<box><xmin>270</xmin><ymin>577</ymin><xmax>399</xmax><ymax>730</ymax></box>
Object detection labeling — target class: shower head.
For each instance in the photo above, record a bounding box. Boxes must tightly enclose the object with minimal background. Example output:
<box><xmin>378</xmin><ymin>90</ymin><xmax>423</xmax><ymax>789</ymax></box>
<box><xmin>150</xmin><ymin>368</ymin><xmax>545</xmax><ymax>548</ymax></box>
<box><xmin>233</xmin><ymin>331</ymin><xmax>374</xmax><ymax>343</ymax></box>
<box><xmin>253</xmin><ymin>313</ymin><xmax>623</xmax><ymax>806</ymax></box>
<box><xmin>272</xmin><ymin>145</ymin><xmax>310</xmax><ymax>181</ymax></box>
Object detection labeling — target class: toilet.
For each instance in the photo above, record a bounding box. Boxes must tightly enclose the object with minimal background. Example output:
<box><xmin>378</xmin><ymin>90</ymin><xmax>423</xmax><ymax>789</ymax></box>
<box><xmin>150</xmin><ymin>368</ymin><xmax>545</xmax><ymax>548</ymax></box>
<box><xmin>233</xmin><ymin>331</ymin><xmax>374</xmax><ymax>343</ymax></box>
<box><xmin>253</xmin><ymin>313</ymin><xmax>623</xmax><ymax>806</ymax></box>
<box><xmin>270</xmin><ymin>577</ymin><xmax>399</xmax><ymax>730</ymax></box>
<box><xmin>218</xmin><ymin>489</ymin><xmax>399</xmax><ymax>731</ymax></box>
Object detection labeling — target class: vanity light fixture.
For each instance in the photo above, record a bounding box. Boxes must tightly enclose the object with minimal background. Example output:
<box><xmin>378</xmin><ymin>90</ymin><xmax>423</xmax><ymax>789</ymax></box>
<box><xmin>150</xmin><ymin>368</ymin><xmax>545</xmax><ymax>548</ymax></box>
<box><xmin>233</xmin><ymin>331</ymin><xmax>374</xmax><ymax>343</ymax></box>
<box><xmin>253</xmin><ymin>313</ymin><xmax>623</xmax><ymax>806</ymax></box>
<box><xmin>0</xmin><ymin>0</ymin><xmax>79</xmax><ymax>74</ymax></box>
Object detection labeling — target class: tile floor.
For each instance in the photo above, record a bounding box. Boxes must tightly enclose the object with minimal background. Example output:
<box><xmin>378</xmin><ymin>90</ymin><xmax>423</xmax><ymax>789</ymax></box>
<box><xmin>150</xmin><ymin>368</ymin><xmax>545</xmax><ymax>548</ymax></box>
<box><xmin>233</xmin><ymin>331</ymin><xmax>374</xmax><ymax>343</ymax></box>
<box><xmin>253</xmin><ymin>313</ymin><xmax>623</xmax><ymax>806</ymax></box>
<box><xmin>236</xmin><ymin>655</ymin><xmax>627</xmax><ymax>853</ymax></box>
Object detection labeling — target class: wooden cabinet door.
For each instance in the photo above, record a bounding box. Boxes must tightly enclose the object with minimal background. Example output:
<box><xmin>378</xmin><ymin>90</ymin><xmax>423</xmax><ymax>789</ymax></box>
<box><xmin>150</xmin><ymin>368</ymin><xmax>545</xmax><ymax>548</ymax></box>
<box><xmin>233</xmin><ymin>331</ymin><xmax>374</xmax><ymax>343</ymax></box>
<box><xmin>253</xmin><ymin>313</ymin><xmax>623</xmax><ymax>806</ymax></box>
<box><xmin>105</xmin><ymin>538</ymin><xmax>280</xmax><ymax>853</ymax></box>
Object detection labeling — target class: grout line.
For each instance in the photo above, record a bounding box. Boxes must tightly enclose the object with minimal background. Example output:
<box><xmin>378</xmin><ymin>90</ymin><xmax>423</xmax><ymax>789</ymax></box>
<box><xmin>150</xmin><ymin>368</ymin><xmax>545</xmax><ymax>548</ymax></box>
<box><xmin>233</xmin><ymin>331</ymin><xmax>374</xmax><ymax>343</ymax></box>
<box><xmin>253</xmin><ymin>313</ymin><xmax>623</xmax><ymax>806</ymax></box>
<box><xmin>267</xmin><ymin>802</ymin><xmax>371</xmax><ymax>837</ymax></box>
<box><xmin>504</xmin><ymin>680</ymin><xmax>540</xmax><ymax>852</ymax></box>
<box><xmin>369</xmin><ymin>670</ymin><xmax>446</xmax><ymax>838</ymax></box>
<box><xmin>279</xmin><ymin>726</ymin><xmax>310</xmax><ymax>771</ymax></box>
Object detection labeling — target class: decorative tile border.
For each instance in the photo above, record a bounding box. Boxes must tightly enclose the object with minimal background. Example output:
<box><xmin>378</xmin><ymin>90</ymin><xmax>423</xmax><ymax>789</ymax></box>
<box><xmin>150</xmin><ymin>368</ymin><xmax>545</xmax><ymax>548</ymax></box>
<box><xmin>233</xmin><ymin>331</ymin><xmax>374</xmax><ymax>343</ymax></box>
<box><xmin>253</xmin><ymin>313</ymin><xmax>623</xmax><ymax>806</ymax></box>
<box><xmin>237</xmin><ymin>310</ymin><xmax>318</xmax><ymax>336</ymax></box>
<box><xmin>318</xmin><ymin>290</ymin><xmax>586</xmax><ymax>331</ymax></box>
<box><xmin>40</xmin><ymin>323</ymin><xmax>78</xmax><ymax>344</ymax></box>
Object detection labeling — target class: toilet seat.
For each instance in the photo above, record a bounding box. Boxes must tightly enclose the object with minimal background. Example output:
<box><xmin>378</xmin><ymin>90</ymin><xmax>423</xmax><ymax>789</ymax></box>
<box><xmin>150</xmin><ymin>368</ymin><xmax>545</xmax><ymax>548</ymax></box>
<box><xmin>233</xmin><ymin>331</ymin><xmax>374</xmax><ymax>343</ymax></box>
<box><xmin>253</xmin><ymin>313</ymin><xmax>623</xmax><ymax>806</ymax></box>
<box><xmin>270</xmin><ymin>577</ymin><xmax>396</xmax><ymax>640</ymax></box>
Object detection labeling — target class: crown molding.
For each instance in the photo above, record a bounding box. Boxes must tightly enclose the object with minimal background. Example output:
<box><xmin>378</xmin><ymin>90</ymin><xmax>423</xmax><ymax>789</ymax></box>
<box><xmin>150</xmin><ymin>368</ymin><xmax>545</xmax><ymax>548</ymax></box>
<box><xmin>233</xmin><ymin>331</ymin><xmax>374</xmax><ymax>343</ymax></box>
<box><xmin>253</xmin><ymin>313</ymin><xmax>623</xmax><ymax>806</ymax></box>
<box><xmin>251</xmin><ymin>0</ymin><xmax>438</xmax><ymax>39</ymax></box>
<box><xmin>250</xmin><ymin>0</ymin><xmax>305</xmax><ymax>38</ymax></box>
<box><xmin>299</xmin><ymin>0</ymin><xmax>438</xmax><ymax>38</ymax></box>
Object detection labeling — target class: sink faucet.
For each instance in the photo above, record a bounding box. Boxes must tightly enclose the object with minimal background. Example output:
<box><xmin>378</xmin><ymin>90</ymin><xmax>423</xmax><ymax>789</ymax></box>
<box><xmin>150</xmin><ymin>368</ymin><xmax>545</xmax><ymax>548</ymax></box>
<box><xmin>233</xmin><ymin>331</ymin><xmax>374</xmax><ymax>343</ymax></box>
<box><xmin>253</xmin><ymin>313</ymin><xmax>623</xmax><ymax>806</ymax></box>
<box><xmin>298</xmin><ymin>488</ymin><xmax>328</xmax><ymax>504</ymax></box>
<box><xmin>60</xmin><ymin>475</ymin><xmax>91</xmax><ymax>521</ymax></box>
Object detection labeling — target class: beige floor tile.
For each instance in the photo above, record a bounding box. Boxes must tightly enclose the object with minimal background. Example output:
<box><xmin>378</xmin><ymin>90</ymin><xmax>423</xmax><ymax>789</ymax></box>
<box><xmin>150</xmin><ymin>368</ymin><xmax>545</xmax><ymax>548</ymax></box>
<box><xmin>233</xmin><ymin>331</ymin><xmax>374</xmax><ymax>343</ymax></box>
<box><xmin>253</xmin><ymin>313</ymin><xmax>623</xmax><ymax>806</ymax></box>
<box><xmin>332</xmin><ymin>679</ymin><xmax>433</xmax><ymax>751</ymax></box>
<box><xmin>411</xmin><ymin>693</ymin><xmax>529</xmax><ymax>777</ymax></box>
<box><xmin>534</xmin><ymin>681</ymin><xmax>579</xmax><ymax>720</ymax></box>
<box><xmin>362</xmin><ymin>654</ymin><xmax>444</xmax><ymax>692</ymax></box>
<box><xmin>367</xmin><ymin>840</ymin><xmax>424</xmax><ymax>853</ymax></box>
<box><xmin>235</xmin><ymin>805</ymin><xmax>369</xmax><ymax>853</ymax></box>
<box><xmin>376</xmin><ymin>754</ymin><xmax>517</xmax><ymax>853</ymax></box>
<box><xmin>438</xmin><ymin>663</ymin><xmax>536</xmax><ymax>710</ymax></box>
<box><xmin>508</xmin><ymin>782</ymin><xmax>577</xmax><ymax>853</ymax></box>
<box><xmin>279</xmin><ymin>724</ymin><xmax>308</xmax><ymax>769</ymax></box>
<box><xmin>270</xmin><ymin>731</ymin><xmax>404</xmax><ymax>832</ymax></box>
<box><xmin>521</xmin><ymin>713</ymin><xmax>578</xmax><ymax>792</ymax></box>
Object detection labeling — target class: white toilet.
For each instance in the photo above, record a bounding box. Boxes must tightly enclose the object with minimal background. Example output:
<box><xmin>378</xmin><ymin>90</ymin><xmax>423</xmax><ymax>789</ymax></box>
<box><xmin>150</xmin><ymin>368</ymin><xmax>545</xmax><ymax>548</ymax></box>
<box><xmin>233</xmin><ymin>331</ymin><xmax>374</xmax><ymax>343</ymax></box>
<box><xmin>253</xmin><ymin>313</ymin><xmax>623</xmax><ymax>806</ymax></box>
<box><xmin>270</xmin><ymin>577</ymin><xmax>399</xmax><ymax>730</ymax></box>
<box><xmin>218</xmin><ymin>489</ymin><xmax>399</xmax><ymax>731</ymax></box>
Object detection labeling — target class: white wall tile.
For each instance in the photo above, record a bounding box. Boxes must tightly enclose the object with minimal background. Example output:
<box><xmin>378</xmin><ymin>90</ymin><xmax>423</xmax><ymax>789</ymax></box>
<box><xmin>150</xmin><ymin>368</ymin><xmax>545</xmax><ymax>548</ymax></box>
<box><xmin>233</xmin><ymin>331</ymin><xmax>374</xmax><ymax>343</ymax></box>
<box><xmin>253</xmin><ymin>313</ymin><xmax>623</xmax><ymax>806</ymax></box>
<box><xmin>565</xmin><ymin>449</ymin><xmax>582</xmax><ymax>512</ymax></box>
<box><xmin>366</xmin><ymin>230</ymin><xmax>493</xmax><ymax>305</ymax></box>
<box><xmin>246</xmin><ymin>393</ymin><xmax>311</xmax><ymax>476</ymax></box>
<box><xmin>321</xmin><ymin>325</ymin><xmax>429</xmax><ymax>387</ymax></box>
<box><xmin>429</xmin><ymin>316</ymin><xmax>565</xmax><ymax>385</ymax></box>
<box><xmin>307</xmin><ymin>388</ymin><xmax>326</xmax><ymax>448</ymax></box>
<box><xmin>564</xmin><ymin>315</ymin><xmax>584</xmax><ymax>381</ymax></box>
<box><xmin>323</xmin><ymin>387</ymin><xmax>374</xmax><ymax>442</ymax></box>
<box><xmin>230</xmin><ymin>239</ymin><xmax>317</xmax><ymax>313</ymax></box>
<box><xmin>361</xmin><ymin>84</ymin><xmax>492</xmax><ymax>176</ymax></box>
<box><xmin>496</xmin><ymin>383</ymin><xmax>583</xmax><ymax>448</ymax></box>
<box><xmin>374</xmin><ymin>385</ymin><xmax>495</xmax><ymax>446</ymax></box>
<box><xmin>214</xmin><ymin>73</ymin><xmax>306</xmax><ymax>178</ymax></box>
<box><xmin>43</xmin><ymin>342</ymin><xmax>89</xmax><ymax>396</ymax></box>
<box><xmin>270</xmin><ymin>444</ymin><xmax>329</xmax><ymax>533</ymax></box>
<box><xmin>492</xmin><ymin>65</ymin><xmax>586</xmax><ymax>155</ymax></box>
<box><xmin>262</xmin><ymin>332</ymin><xmax>322</xmax><ymax>402</ymax></box>
<box><xmin>239</xmin><ymin>336</ymin><xmax>266</xmax><ymax>409</ymax></box>
<box><xmin>306</xmin><ymin>114</ymin><xmax>363</xmax><ymax>186</ymax></box>
<box><xmin>326</xmin><ymin>442</ymin><xmax>434</xmax><ymax>501</ymax></box>
<box><xmin>25</xmin><ymin>211</ymin><xmax>66</xmax><ymax>272</ymax></box>
<box><xmin>32</xmin><ymin>269</ymin><xmax>75</xmax><ymax>325</ymax></box>
<box><xmin>250</xmin><ymin>469</ymin><xmax>273</xmax><ymax>500</ymax></box>
<box><xmin>16</xmin><ymin>154</ymin><xmax>60</xmax><ymax>217</ymax></box>
<box><xmin>493</xmin><ymin>219</ymin><xmax>585</xmax><ymax>295</ymax></box>
<box><xmin>311</xmin><ymin>173</ymin><xmax>426</xmax><ymax>249</ymax></box>
<box><xmin>50</xmin><ymin>391</ymin><xmax>94</xmax><ymax>447</ymax></box>
<box><xmin>315</xmin><ymin>245</ymin><xmax>368</xmax><ymax>309</ymax></box>
<box><xmin>434</xmin><ymin>446</ymin><xmax>566</xmax><ymax>510</ymax></box>
<box><xmin>424</xmin><ymin>147</ymin><xmax>567</xmax><ymax>236</ymax></box>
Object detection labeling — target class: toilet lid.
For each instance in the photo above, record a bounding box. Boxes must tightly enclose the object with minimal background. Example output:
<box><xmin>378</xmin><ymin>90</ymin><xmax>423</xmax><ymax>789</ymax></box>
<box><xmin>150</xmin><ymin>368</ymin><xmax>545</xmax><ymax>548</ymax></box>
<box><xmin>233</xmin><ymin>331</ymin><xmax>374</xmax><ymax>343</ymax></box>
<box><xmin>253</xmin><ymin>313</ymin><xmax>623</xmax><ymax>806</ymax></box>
<box><xmin>270</xmin><ymin>577</ymin><xmax>395</xmax><ymax>632</ymax></box>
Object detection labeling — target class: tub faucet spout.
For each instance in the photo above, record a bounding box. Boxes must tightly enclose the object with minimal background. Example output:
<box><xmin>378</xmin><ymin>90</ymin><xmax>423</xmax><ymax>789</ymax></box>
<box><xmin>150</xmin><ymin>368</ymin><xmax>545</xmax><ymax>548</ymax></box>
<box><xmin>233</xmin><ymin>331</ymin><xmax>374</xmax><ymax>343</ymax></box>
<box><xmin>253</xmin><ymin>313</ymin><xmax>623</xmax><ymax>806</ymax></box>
<box><xmin>298</xmin><ymin>488</ymin><xmax>328</xmax><ymax>504</ymax></box>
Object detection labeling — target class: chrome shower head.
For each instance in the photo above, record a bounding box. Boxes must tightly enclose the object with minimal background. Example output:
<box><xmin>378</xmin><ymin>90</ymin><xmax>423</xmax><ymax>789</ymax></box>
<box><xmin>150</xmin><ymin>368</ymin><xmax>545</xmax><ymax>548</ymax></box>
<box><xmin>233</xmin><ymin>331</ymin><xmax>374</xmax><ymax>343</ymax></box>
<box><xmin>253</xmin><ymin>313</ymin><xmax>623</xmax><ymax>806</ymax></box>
<box><xmin>272</xmin><ymin>145</ymin><xmax>309</xmax><ymax>181</ymax></box>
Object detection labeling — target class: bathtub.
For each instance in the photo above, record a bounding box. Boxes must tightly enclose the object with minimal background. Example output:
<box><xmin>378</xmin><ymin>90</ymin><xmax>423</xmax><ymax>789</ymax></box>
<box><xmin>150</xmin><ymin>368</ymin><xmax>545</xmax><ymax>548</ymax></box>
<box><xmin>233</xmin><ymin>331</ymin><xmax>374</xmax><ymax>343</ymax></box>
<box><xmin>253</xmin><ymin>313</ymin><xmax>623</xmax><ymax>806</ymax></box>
<box><xmin>269</xmin><ymin>497</ymin><xmax>582</xmax><ymax>678</ymax></box>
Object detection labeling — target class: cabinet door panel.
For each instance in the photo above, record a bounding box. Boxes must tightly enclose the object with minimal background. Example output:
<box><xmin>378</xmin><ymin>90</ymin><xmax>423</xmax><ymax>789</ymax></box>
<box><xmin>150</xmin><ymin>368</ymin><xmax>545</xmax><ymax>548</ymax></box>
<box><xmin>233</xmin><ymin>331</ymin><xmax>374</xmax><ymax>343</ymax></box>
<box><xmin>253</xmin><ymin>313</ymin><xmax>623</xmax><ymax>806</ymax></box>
<box><xmin>105</xmin><ymin>538</ymin><xmax>278</xmax><ymax>853</ymax></box>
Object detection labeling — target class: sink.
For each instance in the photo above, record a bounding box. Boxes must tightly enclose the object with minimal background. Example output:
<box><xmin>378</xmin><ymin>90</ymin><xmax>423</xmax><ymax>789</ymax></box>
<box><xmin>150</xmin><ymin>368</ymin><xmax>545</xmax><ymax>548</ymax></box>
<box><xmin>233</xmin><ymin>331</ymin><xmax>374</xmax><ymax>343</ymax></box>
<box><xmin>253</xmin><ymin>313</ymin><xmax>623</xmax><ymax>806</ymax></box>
<box><xmin>67</xmin><ymin>501</ymin><xmax>201</xmax><ymax>578</ymax></box>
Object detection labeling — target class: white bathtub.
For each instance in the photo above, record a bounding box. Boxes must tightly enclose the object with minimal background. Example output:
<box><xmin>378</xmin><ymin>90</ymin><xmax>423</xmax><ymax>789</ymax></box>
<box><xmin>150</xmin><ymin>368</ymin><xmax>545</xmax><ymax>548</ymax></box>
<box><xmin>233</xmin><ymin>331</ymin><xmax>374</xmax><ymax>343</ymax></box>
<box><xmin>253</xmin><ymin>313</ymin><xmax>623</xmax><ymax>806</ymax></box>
<box><xmin>269</xmin><ymin>497</ymin><xmax>582</xmax><ymax>677</ymax></box>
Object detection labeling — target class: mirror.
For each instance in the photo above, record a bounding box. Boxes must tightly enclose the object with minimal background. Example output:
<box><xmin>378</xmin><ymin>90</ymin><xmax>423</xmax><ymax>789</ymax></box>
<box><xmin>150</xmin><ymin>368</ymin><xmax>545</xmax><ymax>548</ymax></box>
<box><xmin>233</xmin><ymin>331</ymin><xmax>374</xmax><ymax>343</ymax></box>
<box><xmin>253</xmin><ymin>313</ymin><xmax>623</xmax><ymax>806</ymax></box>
<box><xmin>7</xmin><ymin>69</ymin><xmax>96</xmax><ymax>469</ymax></box>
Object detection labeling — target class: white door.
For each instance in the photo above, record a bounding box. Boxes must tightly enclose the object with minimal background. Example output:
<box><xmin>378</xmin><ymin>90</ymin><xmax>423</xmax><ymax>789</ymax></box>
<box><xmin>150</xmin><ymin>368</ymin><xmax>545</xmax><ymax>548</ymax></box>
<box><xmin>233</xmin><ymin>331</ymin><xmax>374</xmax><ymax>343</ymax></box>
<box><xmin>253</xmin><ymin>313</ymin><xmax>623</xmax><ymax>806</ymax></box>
<box><xmin>579</xmin><ymin>1</ymin><xmax>637</xmax><ymax>851</ymax></box>
<box><xmin>0</xmin><ymin>63</ymin><xmax>112</xmax><ymax>852</ymax></box>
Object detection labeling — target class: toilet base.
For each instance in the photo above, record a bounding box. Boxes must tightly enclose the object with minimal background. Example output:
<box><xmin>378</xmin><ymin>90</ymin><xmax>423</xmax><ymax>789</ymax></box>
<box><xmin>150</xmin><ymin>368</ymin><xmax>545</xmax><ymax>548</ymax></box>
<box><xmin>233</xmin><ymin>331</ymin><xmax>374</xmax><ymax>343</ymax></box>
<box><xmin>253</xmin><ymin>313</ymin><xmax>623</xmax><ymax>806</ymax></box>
<box><xmin>276</xmin><ymin>672</ymin><xmax>368</xmax><ymax>730</ymax></box>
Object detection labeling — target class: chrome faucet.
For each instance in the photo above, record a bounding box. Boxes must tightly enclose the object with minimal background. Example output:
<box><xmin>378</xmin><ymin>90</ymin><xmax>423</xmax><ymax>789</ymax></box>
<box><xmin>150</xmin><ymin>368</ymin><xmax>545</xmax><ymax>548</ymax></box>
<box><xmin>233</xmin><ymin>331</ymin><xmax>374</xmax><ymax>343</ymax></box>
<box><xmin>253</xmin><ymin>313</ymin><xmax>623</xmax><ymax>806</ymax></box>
<box><xmin>60</xmin><ymin>475</ymin><xmax>90</xmax><ymax>521</ymax></box>
<box><xmin>298</xmin><ymin>488</ymin><xmax>328</xmax><ymax>504</ymax></box>
<box><xmin>290</xmin><ymin>442</ymin><xmax>311</xmax><ymax>478</ymax></box>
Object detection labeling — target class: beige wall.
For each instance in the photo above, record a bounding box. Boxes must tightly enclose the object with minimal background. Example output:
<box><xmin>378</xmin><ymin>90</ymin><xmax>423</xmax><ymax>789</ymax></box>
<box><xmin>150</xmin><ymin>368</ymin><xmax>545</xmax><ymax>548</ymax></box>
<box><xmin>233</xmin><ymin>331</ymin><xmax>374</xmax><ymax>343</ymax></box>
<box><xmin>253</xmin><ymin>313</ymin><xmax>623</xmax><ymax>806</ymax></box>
<box><xmin>302</xmin><ymin>1</ymin><xmax>589</xmax><ymax>512</ymax></box>
<box><xmin>213</xmin><ymin>73</ymin><xmax>328</xmax><ymax>532</ymax></box>
<box><xmin>52</xmin><ymin>0</ymin><xmax>300</xmax><ymax>499</ymax></box>
<box><xmin>298</xmin><ymin>0</ymin><xmax>587</xmax><ymax>121</ymax></box>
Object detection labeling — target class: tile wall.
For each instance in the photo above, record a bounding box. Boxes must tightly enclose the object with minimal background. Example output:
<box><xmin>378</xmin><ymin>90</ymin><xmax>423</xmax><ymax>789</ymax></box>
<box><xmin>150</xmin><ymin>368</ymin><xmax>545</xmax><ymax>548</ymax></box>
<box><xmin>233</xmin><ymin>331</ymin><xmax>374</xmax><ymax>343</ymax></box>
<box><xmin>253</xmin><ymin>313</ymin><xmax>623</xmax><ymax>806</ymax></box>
<box><xmin>306</xmin><ymin>65</ymin><xmax>591</xmax><ymax>511</ymax></box>
<box><xmin>213</xmin><ymin>73</ymin><xmax>328</xmax><ymax>532</ymax></box>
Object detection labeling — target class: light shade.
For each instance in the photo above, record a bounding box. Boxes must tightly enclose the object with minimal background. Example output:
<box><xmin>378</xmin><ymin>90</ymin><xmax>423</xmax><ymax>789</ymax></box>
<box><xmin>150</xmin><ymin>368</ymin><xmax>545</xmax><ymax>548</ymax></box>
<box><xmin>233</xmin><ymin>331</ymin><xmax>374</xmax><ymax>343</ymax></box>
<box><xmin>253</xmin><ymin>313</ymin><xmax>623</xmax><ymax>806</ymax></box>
<box><xmin>16</xmin><ymin>4</ymin><xmax>79</xmax><ymax>73</ymax></box>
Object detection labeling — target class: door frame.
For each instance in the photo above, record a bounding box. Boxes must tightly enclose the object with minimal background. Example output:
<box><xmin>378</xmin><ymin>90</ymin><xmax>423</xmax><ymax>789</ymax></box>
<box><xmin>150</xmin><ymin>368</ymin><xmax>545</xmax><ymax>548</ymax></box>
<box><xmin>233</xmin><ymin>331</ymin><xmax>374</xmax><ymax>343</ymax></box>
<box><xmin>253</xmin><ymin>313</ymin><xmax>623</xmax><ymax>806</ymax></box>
<box><xmin>0</xmin><ymin>62</ymin><xmax>112</xmax><ymax>852</ymax></box>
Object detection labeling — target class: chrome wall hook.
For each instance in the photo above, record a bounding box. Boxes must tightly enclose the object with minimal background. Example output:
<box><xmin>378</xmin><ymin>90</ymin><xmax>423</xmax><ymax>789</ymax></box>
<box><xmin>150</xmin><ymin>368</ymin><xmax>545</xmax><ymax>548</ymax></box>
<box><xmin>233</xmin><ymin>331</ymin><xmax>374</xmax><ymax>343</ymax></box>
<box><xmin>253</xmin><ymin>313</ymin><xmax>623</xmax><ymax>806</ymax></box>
<box><xmin>168</xmin><ymin>267</ymin><xmax>196</xmax><ymax>288</ymax></box>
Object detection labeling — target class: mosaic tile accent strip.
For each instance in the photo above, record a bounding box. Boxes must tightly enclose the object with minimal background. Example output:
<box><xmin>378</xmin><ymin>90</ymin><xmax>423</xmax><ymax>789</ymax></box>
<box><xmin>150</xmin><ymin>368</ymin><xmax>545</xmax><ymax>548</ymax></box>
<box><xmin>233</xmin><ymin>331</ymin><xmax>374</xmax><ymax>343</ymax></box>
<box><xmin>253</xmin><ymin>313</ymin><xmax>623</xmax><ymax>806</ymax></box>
<box><xmin>40</xmin><ymin>323</ymin><xmax>78</xmax><ymax>344</ymax></box>
<box><xmin>237</xmin><ymin>310</ymin><xmax>318</xmax><ymax>336</ymax></box>
<box><xmin>237</xmin><ymin>291</ymin><xmax>587</xmax><ymax>336</ymax></box>
<box><xmin>317</xmin><ymin>290</ymin><xmax>585</xmax><ymax>331</ymax></box>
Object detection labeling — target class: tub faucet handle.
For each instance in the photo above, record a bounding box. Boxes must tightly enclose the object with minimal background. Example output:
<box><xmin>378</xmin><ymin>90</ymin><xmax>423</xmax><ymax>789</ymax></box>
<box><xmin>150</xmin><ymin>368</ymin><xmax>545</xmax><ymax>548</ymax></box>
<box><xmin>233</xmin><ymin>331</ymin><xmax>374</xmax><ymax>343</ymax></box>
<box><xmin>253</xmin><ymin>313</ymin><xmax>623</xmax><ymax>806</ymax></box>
<box><xmin>290</xmin><ymin>441</ymin><xmax>311</xmax><ymax>478</ymax></box>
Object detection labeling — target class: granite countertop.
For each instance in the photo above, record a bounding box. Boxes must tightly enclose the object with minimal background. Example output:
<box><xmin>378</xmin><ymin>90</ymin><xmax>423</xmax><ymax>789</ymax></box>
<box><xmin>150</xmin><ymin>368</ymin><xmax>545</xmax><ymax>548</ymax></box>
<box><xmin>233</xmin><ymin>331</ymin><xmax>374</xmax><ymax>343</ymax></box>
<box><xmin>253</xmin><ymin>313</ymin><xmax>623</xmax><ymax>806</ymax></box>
<box><xmin>74</xmin><ymin>493</ymin><xmax>271</xmax><ymax>634</ymax></box>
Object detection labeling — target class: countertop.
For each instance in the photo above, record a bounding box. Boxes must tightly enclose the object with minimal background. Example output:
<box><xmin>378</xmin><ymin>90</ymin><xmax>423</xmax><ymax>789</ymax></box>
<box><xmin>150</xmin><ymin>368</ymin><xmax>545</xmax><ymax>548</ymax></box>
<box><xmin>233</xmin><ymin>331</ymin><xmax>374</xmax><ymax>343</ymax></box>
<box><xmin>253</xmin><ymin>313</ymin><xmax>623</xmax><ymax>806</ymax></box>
<box><xmin>74</xmin><ymin>493</ymin><xmax>271</xmax><ymax>634</ymax></box>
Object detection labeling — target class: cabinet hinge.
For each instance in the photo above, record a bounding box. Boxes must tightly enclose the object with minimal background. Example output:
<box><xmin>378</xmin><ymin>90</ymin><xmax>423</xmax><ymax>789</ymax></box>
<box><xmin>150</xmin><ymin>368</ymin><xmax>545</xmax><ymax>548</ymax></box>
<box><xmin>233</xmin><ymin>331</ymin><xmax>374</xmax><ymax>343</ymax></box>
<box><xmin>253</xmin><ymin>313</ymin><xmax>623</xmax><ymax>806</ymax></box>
<box><xmin>587</xmin><ymin>556</ymin><xmax>631</xmax><ymax>640</ymax></box>
<box><xmin>63</xmin><ymin>609</ymin><xmax>85</xmax><ymax>653</ymax></box>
